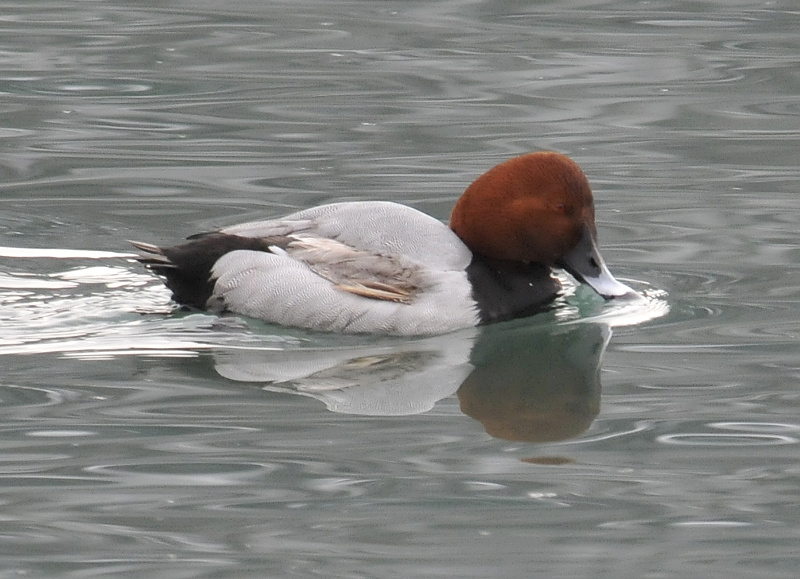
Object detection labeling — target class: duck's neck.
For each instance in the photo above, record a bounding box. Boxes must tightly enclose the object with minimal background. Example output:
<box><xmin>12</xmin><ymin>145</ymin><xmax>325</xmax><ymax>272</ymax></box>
<box><xmin>465</xmin><ymin>254</ymin><xmax>561</xmax><ymax>325</ymax></box>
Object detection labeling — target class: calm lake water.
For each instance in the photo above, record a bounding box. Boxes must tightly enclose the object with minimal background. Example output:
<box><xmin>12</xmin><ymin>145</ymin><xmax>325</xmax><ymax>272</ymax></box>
<box><xmin>1</xmin><ymin>1</ymin><xmax>799</xmax><ymax>577</ymax></box>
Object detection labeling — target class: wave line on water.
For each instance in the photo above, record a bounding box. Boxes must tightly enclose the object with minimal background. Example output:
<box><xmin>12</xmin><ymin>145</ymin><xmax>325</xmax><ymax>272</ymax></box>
<box><xmin>0</xmin><ymin>246</ymin><xmax>137</xmax><ymax>259</ymax></box>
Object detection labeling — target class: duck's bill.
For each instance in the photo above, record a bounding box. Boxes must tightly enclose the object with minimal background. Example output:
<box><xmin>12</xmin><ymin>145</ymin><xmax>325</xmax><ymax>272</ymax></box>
<box><xmin>558</xmin><ymin>225</ymin><xmax>642</xmax><ymax>300</ymax></box>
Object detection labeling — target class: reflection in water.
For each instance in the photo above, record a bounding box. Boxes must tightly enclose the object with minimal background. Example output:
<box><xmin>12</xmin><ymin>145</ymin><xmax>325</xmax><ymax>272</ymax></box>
<box><xmin>211</xmin><ymin>288</ymin><xmax>665</xmax><ymax>441</ymax></box>
<box><xmin>215</xmin><ymin>329</ymin><xmax>477</xmax><ymax>416</ymax></box>
<box><xmin>214</xmin><ymin>321</ymin><xmax>612</xmax><ymax>443</ymax></box>
<box><xmin>458</xmin><ymin>323</ymin><xmax>609</xmax><ymax>443</ymax></box>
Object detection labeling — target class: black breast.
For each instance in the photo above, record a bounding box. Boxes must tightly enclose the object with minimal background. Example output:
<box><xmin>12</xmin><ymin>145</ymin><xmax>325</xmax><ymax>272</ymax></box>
<box><xmin>465</xmin><ymin>255</ymin><xmax>561</xmax><ymax>325</ymax></box>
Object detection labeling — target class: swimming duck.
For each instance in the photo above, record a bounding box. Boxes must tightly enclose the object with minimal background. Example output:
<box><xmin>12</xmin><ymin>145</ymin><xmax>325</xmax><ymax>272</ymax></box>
<box><xmin>132</xmin><ymin>152</ymin><xmax>639</xmax><ymax>335</ymax></box>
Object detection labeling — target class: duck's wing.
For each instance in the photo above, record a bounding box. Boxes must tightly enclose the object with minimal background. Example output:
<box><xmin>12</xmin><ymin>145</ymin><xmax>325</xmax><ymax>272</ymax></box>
<box><xmin>216</xmin><ymin>201</ymin><xmax>473</xmax><ymax>306</ymax></box>
<box><xmin>274</xmin><ymin>235</ymin><xmax>423</xmax><ymax>304</ymax></box>
<box><xmin>208</xmin><ymin>247</ymin><xmax>478</xmax><ymax>335</ymax></box>
<box><xmin>220</xmin><ymin>201</ymin><xmax>473</xmax><ymax>272</ymax></box>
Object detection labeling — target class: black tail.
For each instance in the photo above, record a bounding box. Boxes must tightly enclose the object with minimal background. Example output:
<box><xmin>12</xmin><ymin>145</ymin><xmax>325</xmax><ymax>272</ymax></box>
<box><xmin>130</xmin><ymin>234</ymin><xmax>278</xmax><ymax>309</ymax></box>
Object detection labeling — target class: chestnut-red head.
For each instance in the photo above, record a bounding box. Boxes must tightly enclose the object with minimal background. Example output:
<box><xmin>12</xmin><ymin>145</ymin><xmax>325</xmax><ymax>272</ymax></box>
<box><xmin>449</xmin><ymin>152</ymin><xmax>596</xmax><ymax>264</ymax></box>
<box><xmin>451</xmin><ymin>152</ymin><xmax>639</xmax><ymax>300</ymax></box>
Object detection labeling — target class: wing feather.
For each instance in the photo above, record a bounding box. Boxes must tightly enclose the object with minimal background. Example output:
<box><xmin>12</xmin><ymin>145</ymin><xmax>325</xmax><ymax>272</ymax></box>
<box><xmin>284</xmin><ymin>235</ymin><xmax>423</xmax><ymax>304</ymax></box>
<box><xmin>220</xmin><ymin>201</ymin><xmax>472</xmax><ymax>271</ymax></box>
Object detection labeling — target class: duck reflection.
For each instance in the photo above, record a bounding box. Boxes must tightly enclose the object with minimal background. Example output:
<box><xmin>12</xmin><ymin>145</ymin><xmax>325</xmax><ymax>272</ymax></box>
<box><xmin>458</xmin><ymin>323</ymin><xmax>609</xmax><ymax>442</ymax></box>
<box><xmin>214</xmin><ymin>329</ymin><xmax>477</xmax><ymax>416</ymax></box>
<box><xmin>213</xmin><ymin>320</ymin><xmax>610</xmax><ymax>443</ymax></box>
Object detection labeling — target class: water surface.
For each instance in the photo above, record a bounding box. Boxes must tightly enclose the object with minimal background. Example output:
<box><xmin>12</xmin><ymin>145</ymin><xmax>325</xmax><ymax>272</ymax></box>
<box><xmin>1</xmin><ymin>1</ymin><xmax>800</xmax><ymax>577</ymax></box>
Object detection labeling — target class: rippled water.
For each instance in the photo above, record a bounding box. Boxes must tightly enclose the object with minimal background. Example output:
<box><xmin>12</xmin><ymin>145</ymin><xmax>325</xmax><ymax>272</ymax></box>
<box><xmin>1</xmin><ymin>1</ymin><xmax>800</xmax><ymax>577</ymax></box>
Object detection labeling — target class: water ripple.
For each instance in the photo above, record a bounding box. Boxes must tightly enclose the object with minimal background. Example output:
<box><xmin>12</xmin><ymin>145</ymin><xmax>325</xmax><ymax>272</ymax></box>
<box><xmin>658</xmin><ymin>433</ymin><xmax>797</xmax><ymax>446</ymax></box>
<box><xmin>0</xmin><ymin>0</ymin><xmax>799</xmax><ymax>576</ymax></box>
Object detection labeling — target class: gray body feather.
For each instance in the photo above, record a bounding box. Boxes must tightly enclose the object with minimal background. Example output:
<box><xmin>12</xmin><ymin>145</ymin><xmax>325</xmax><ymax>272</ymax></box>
<box><xmin>209</xmin><ymin>202</ymin><xmax>479</xmax><ymax>335</ymax></box>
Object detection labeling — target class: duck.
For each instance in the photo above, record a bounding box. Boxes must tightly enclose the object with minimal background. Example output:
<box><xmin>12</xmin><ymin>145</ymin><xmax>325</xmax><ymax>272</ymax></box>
<box><xmin>132</xmin><ymin>151</ymin><xmax>640</xmax><ymax>335</ymax></box>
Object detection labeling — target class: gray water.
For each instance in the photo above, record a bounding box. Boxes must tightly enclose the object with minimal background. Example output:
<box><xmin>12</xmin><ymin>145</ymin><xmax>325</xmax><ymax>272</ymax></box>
<box><xmin>1</xmin><ymin>1</ymin><xmax>799</xmax><ymax>577</ymax></box>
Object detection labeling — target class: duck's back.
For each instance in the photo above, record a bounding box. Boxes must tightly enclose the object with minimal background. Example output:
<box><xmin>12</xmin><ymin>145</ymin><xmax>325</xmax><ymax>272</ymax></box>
<box><xmin>222</xmin><ymin>201</ymin><xmax>472</xmax><ymax>271</ymax></box>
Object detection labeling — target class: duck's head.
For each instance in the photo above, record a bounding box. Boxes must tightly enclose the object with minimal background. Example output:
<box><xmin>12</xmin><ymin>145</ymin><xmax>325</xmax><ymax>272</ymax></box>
<box><xmin>450</xmin><ymin>151</ymin><xmax>638</xmax><ymax>299</ymax></box>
